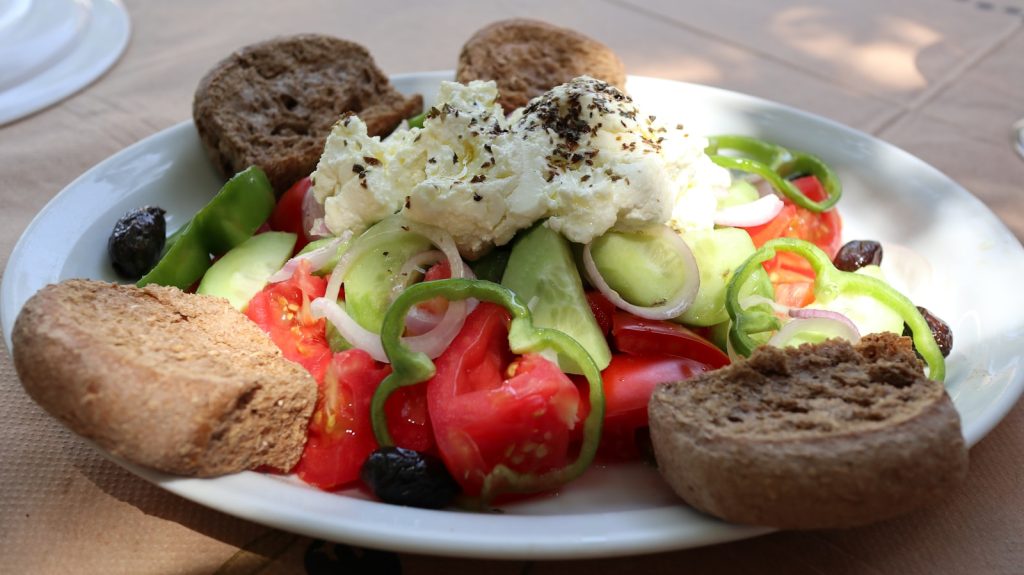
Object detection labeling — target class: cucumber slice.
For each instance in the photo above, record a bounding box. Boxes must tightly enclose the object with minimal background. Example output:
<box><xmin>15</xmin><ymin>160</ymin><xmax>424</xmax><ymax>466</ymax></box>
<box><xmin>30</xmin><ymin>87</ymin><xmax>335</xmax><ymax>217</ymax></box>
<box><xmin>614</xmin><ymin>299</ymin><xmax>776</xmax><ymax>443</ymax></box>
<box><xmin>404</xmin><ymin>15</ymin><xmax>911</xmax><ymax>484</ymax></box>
<box><xmin>807</xmin><ymin>265</ymin><xmax>904</xmax><ymax>337</ymax></box>
<box><xmin>343</xmin><ymin>217</ymin><xmax>433</xmax><ymax>333</ymax></box>
<box><xmin>502</xmin><ymin>224</ymin><xmax>611</xmax><ymax>373</ymax></box>
<box><xmin>674</xmin><ymin>227</ymin><xmax>772</xmax><ymax>326</ymax></box>
<box><xmin>196</xmin><ymin>231</ymin><xmax>296</xmax><ymax>310</ymax></box>
<box><xmin>716</xmin><ymin>179</ymin><xmax>760</xmax><ymax>209</ymax></box>
<box><xmin>589</xmin><ymin>229</ymin><xmax>690</xmax><ymax>308</ymax></box>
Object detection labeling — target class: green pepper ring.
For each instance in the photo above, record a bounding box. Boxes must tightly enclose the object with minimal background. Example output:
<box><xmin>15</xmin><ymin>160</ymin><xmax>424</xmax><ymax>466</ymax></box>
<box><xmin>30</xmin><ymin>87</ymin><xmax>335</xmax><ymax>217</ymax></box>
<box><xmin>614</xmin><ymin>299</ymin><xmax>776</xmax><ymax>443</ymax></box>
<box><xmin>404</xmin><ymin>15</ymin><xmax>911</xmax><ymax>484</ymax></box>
<box><xmin>369</xmin><ymin>278</ymin><xmax>605</xmax><ymax>503</ymax></box>
<box><xmin>725</xmin><ymin>237</ymin><xmax>946</xmax><ymax>381</ymax></box>
<box><xmin>706</xmin><ymin>135</ymin><xmax>842</xmax><ymax>213</ymax></box>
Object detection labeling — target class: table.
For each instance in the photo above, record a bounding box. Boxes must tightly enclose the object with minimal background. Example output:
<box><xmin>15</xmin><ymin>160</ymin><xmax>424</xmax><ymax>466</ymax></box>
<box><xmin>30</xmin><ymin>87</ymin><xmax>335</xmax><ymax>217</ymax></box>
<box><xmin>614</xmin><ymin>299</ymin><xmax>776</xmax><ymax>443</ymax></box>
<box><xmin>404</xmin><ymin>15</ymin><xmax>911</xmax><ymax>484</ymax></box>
<box><xmin>2</xmin><ymin>1</ymin><xmax>1023</xmax><ymax>572</ymax></box>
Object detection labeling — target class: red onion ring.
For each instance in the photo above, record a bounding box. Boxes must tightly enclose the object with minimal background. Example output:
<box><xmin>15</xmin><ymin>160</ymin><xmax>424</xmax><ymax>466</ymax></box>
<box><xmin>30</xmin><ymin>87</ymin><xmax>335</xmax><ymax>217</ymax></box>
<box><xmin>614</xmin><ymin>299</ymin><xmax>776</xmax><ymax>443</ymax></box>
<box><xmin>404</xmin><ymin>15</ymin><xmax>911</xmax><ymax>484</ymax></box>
<box><xmin>714</xmin><ymin>194</ymin><xmax>784</xmax><ymax>227</ymax></box>
<box><xmin>302</xmin><ymin>184</ymin><xmax>327</xmax><ymax>240</ymax></box>
<box><xmin>393</xmin><ymin>250</ymin><xmax>445</xmax><ymax>300</ymax></box>
<box><xmin>316</xmin><ymin>217</ymin><xmax>474</xmax><ymax>362</ymax></box>
<box><xmin>582</xmin><ymin>225</ymin><xmax>700</xmax><ymax>320</ymax></box>
<box><xmin>768</xmin><ymin>312</ymin><xmax>861</xmax><ymax>348</ymax></box>
<box><xmin>268</xmin><ymin>235</ymin><xmax>348</xmax><ymax>284</ymax></box>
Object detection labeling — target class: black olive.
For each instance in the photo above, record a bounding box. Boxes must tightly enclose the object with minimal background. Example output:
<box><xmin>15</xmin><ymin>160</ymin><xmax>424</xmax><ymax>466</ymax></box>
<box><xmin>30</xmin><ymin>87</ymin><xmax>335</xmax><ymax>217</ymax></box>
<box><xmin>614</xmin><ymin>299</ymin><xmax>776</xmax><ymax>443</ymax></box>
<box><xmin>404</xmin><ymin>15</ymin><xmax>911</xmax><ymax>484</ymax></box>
<box><xmin>833</xmin><ymin>240</ymin><xmax>883</xmax><ymax>272</ymax></box>
<box><xmin>108</xmin><ymin>206</ymin><xmax>167</xmax><ymax>279</ymax></box>
<box><xmin>903</xmin><ymin>306</ymin><xmax>953</xmax><ymax>357</ymax></box>
<box><xmin>360</xmin><ymin>446</ymin><xmax>460</xmax><ymax>509</ymax></box>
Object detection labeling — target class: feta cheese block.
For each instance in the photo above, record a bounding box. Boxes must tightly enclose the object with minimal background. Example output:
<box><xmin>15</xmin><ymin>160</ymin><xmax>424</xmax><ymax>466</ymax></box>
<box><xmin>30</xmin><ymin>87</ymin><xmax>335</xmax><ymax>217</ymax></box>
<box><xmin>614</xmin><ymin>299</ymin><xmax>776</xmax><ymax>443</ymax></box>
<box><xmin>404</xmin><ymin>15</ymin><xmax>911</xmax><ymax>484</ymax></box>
<box><xmin>313</xmin><ymin>77</ymin><xmax>729</xmax><ymax>258</ymax></box>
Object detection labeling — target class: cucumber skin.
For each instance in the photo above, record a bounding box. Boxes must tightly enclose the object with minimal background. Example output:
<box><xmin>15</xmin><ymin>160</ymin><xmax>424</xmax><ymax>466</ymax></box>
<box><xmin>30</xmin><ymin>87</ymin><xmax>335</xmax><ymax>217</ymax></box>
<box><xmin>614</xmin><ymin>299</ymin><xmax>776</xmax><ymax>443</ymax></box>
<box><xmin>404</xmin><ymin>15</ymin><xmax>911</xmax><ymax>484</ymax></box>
<box><xmin>343</xmin><ymin>223</ymin><xmax>432</xmax><ymax>333</ymax></box>
<box><xmin>674</xmin><ymin>227</ymin><xmax>771</xmax><ymax>327</ymax></box>
<box><xmin>589</xmin><ymin>231</ymin><xmax>689</xmax><ymax>308</ymax></box>
<box><xmin>196</xmin><ymin>231</ymin><xmax>297</xmax><ymax>311</ymax></box>
<box><xmin>501</xmin><ymin>224</ymin><xmax>612</xmax><ymax>373</ymax></box>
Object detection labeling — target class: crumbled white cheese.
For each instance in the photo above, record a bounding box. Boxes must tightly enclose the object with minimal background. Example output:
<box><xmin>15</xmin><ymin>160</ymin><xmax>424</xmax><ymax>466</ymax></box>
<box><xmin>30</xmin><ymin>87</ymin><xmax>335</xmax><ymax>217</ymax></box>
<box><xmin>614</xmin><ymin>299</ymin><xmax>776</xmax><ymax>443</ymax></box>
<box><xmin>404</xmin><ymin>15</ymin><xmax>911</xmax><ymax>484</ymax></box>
<box><xmin>313</xmin><ymin>77</ymin><xmax>728</xmax><ymax>259</ymax></box>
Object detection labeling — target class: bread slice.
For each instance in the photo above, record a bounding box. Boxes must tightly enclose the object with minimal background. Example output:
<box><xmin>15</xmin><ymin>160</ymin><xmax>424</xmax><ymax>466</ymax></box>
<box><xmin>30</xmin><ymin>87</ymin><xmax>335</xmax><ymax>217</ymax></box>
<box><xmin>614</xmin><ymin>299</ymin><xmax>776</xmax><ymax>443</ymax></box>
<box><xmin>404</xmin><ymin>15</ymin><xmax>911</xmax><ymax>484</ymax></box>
<box><xmin>648</xmin><ymin>333</ymin><xmax>968</xmax><ymax>529</ymax></box>
<box><xmin>456</xmin><ymin>19</ymin><xmax>627</xmax><ymax>113</ymax></box>
<box><xmin>12</xmin><ymin>280</ymin><xmax>317</xmax><ymax>477</ymax></box>
<box><xmin>193</xmin><ymin>34</ymin><xmax>423</xmax><ymax>192</ymax></box>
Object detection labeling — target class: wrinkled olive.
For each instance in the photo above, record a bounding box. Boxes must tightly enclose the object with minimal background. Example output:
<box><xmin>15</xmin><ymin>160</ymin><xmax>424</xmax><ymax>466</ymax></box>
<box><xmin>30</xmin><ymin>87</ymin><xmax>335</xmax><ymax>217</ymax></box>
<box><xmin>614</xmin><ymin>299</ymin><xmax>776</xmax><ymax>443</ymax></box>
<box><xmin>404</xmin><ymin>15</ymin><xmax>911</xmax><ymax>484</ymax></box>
<box><xmin>360</xmin><ymin>446</ymin><xmax>460</xmax><ymax>509</ymax></box>
<box><xmin>108</xmin><ymin>206</ymin><xmax>167</xmax><ymax>279</ymax></box>
<box><xmin>903</xmin><ymin>306</ymin><xmax>953</xmax><ymax>358</ymax></box>
<box><xmin>834</xmin><ymin>240</ymin><xmax>883</xmax><ymax>272</ymax></box>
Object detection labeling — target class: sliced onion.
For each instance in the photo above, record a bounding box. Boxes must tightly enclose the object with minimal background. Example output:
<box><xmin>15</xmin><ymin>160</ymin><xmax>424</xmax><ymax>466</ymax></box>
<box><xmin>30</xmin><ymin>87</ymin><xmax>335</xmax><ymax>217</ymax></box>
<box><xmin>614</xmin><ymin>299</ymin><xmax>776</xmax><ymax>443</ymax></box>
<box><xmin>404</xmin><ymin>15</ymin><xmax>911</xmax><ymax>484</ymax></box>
<box><xmin>582</xmin><ymin>225</ymin><xmax>700</xmax><ymax>320</ymax></box>
<box><xmin>311</xmin><ymin>297</ymin><xmax>386</xmax><ymax>361</ymax></box>
<box><xmin>393</xmin><ymin>250</ymin><xmax>445</xmax><ymax>300</ymax></box>
<box><xmin>768</xmin><ymin>313</ymin><xmax>861</xmax><ymax>348</ymax></box>
<box><xmin>402</xmin><ymin>299</ymin><xmax>470</xmax><ymax>358</ymax></box>
<box><xmin>302</xmin><ymin>185</ymin><xmax>327</xmax><ymax>240</ymax></box>
<box><xmin>714</xmin><ymin>194</ymin><xmax>784</xmax><ymax>227</ymax></box>
<box><xmin>268</xmin><ymin>235</ymin><xmax>348</xmax><ymax>284</ymax></box>
<box><xmin>316</xmin><ymin>217</ymin><xmax>475</xmax><ymax>362</ymax></box>
<box><xmin>309</xmin><ymin>219</ymin><xmax>332</xmax><ymax>239</ymax></box>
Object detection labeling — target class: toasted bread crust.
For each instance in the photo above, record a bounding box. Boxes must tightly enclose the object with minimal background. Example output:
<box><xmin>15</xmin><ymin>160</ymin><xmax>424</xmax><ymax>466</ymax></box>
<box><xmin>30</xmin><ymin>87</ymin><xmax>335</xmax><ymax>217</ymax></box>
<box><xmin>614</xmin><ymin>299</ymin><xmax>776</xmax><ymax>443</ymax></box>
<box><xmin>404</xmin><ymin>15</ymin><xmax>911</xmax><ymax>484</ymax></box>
<box><xmin>12</xmin><ymin>280</ymin><xmax>317</xmax><ymax>477</ymax></box>
<box><xmin>648</xmin><ymin>334</ymin><xmax>968</xmax><ymax>529</ymax></box>
<box><xmin>193</xmin><ymin>34</ymin><xmax>422</xmax><ymax>192</ymax></box>
<box><xmin>456</xmin><ymin>19</ymin><xmax>626</xmax><ymax>113</ymax></box>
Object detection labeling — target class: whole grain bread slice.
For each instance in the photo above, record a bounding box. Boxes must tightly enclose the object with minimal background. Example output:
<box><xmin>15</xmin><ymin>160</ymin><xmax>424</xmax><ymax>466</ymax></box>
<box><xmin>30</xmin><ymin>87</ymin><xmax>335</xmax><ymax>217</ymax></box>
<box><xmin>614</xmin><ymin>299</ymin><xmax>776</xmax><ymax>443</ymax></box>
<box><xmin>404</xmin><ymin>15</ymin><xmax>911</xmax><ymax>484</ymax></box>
<box><xmin>193</xmin><ymin>34</ymin><xmax>422</xmax><ymax>193</ymax></box>
<box><xmin>648</xmin><ymin>333</ymin><xmax>968</xmax><ymax>529</ymax></box>
<box><xmin>12</xmin><ymin>280</ymin><xmax>317</xmax><ymax>477</ymax></box>
<box><xmin>456</xmin><ymin>19</ymin><xmax>627</xmax><ymax>113</ymax></box>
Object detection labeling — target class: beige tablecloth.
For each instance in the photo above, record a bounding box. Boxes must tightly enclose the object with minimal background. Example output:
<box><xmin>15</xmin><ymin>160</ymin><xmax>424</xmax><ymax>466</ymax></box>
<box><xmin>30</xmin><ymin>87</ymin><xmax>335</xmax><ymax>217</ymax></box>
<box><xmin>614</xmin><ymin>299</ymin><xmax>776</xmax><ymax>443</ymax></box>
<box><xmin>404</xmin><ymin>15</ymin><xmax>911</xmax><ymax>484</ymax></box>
<box><xmin>2</xmin><ymin>1</ymin><xmax>1023</xmax><ymax>573</ymax></box>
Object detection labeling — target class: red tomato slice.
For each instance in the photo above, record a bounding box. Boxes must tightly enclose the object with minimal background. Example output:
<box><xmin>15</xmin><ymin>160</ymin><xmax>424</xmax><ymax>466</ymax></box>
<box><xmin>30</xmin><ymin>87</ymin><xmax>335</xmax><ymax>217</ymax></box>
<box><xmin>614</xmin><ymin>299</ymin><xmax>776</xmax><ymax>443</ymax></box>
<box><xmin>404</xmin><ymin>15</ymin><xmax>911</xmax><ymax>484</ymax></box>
<box><xmin>245</xmin><ymin>260</ymin><xmax>332</xmax><ymax>381</ymax></box>
<box><xmin>294</xmin><ymin>349</ymin><xmax>388</xmax><ymax>490</ymax></box>
<box><xmin>611</xmin><ymin>310</ymin><xmax>730</xmax><ymax>369</ymax></box>
<box><xmin>740</xmin><ymin>175</ymin><xmax>842</xmax><ymax>305</ymax></box>
<box><xmin>599</xmin><ymin>354</ymin><xmax>710</xmax><ymax>459</ymax></box>
<box><xmin>427</xmin><ymin>303</ymin><xmax>581</xmax><ymax>496</ymax></box>
<box><xmin>269</xmin><ymin>176</ymin><xmax>312</xmax><ymax>252</ymax></box>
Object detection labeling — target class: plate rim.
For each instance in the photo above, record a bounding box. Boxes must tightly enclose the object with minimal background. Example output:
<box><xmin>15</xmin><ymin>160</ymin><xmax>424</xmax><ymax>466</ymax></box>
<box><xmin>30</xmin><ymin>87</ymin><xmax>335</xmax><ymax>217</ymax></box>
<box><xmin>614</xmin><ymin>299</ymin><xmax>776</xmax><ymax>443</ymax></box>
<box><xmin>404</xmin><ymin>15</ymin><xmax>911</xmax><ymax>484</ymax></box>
<box><xmin>3</xmin><ymin>71</ymin><xmax>1023</xmax><ymax>559</ymax></box>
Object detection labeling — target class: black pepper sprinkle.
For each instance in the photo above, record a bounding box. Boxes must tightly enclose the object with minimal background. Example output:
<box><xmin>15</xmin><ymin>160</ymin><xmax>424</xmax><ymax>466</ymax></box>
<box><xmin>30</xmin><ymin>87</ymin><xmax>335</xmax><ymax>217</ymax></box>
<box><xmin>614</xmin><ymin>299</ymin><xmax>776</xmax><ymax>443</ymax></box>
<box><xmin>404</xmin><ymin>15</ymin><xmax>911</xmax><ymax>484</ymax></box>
<box><xmin>383</xmin><ymin>251</ymin><xmax>390</xmax><ymax>257</ymax></box>
<box><xmin>352</xmin><ymin>164</ymin><xmax>365</xmax><ymax>174</ymax></box>
<box><xmin>401</xmin><ymin>226</ymin><xmax>410</xmax><ymax>231</ymax></box>
<box><xmin>414</xmin><ymin>134</ymin><xmax>422</xmax><ymax>143</ymax></box>
<box><xmin>581</xmin><ymin>174</ymin><xmax>591</xmax><ymax>182</ymax></box>
<box><xmin>404</xmin><ymin>196</ymin><xmax>411</xmax><ymax>209</ymax></box>
<box><xmin>428</xmin><ymin>157</ymin><xmax>436</xmax><ymax>164</ymax></box>
<box><xmin>452</xmin><ymin>152</ymin><xmax>458</xmax><ymax>164</ymax></box>
<box><xmin>470</xmin><ymin>175</ymin><xmax>486</xmax><ymax>183</ymax></box>
<box><xmin>363</xmin><ymin>156</ymin><xmax>381</xmax><ymax>166</ymax></box>
<box><xmin>473</xmin><ymin>193</ymin><xmax>483</xmax><ymax>201</ymax></box>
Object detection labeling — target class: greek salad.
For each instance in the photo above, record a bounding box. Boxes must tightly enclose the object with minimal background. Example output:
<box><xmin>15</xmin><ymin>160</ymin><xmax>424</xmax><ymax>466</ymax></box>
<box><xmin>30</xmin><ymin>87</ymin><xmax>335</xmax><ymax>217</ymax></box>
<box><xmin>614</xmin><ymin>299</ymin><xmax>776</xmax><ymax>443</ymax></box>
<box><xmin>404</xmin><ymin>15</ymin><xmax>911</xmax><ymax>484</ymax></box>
<box><xmin>109</xmin><ymin>77</ymin><xmax>950</xmax><ymax>509</ymax></box>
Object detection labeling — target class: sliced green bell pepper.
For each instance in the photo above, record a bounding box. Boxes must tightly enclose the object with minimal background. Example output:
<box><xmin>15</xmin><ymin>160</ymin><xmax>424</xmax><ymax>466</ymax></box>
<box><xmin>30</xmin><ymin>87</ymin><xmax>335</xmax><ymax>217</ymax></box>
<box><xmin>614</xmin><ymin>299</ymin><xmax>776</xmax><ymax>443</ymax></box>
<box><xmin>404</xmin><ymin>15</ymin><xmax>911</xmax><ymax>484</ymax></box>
<box><xmin>705</xmin><ymin>135</ymin><xmax>842</xmax><ymax>213</ymax></box>
<box><xmin>138</xmin><ymin>166</ymin><xmax>276</xmax><ymax>289</ymax></box>
<box><xmin>725</xmin><ymin>238</ymin><xmax>945</xmax><ymax>381</ymax></box>
<box><xmin>369</xmin><ymin>278</ymin><xmax>605</xmax><ymax>503</ymax></box>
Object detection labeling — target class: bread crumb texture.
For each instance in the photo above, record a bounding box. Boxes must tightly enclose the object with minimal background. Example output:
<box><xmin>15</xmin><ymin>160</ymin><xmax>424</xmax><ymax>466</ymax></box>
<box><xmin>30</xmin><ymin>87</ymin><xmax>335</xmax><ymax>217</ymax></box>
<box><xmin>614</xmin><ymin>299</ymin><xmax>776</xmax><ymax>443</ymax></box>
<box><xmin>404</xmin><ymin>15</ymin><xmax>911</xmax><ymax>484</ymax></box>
<box><xmin>648</xmin><ymin>333</ymin><xmax>968</xmax><ymax>529</ymax></box>
<box><xmin>12</xmin><ymin>280</ymin><xmax>317</xmax><ymax>477</ymax></box>
<box><xmin>678</xmin><ymin>334</ymin><xmax>939</xmax><ymax>438</ymax></box>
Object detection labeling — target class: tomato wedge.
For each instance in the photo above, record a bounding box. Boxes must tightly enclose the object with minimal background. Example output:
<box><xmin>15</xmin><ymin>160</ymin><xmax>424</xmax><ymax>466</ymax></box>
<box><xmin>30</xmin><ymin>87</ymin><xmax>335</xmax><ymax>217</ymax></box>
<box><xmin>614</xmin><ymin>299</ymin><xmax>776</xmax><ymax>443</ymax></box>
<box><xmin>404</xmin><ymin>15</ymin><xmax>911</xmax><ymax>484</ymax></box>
<box><xmin>599</xmin><ymin>354</ymin><xmax>709</xmax><ymax>459</ymax></box>
<box><xmin>268</xmin><ymin>176</ymin><xmax>313</xmax><ymax>252</ymax></box>
<box><xmin>742</xmin><ymin>175</ymin><xmax>842</xmax><ymax>307</ymax></box>
<box><xmin>427</xmin><ymin>303</ymin><xmax>581</xmax><ymax>496</ymax></box>
<box><xmin>294</xmin><ymin>349</ymin><xmax>388</xmax><ymax>489</ymax></box>
<box><xmin>245</xmin><ymin>260</ymin><xmax>332</xmax><ymax>381</ymax></box>
<box><xmin>611</xmin><ymin>310</ymin><xmax>730</xmax><ymax>369</ymax></box>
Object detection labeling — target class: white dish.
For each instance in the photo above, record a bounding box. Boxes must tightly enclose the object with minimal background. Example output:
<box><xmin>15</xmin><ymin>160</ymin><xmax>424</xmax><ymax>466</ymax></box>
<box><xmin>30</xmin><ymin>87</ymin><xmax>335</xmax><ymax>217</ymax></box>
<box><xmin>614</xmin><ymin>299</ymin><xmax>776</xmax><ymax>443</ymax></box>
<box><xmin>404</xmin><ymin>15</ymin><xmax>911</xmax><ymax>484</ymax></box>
<box><xmin>0</xmin><ymin>0</ymin><xmax>130</xmax><ymax>125</ymax></box>
<box><xmin>3</xmin><ymin>72</ymin><xmax>1024</xmax><ymax>559</ymax></box>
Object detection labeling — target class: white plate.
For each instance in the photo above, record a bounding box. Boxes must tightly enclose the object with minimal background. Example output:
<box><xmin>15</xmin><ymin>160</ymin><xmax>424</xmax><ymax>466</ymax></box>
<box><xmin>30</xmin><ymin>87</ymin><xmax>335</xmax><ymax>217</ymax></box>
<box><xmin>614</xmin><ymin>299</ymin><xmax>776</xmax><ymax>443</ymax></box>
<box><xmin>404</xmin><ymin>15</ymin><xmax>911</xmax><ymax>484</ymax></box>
<box><xmin>3</xmin><ymin>72</ymin><xmax>1024</xmax><ymax>559</ymax></box>
<box><xmin>0</xmin><ymin>0</ymin><xmax>131</xmax><ymax>125</ymax></box>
